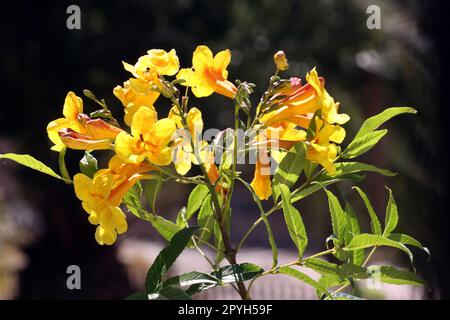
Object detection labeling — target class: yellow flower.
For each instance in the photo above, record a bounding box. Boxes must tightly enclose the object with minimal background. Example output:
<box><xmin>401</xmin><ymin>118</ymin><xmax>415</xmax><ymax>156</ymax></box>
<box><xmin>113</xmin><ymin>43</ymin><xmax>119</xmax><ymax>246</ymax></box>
<box><xmin>47</xmin><ymin>92</ymin><xmax>122</xmax><ymax>151</ymax></box>
<box><xmin>250</xmin><ymin>150</ymin><xmax>273</xmax><ymax>201</ymax></box>
<box><xmin>250</xmin><ymin>122</ymin><xmax>307</xmax><ymax>200</ymax></box>
<box><xmin>113</xmin><ymin>78</ymin><xmax>160</xmax><ymax>126</ymax></box>
<box><xmin>73</xmin><ymin>157</ymin><xmax>153</xmax><ymax>245</ymax></box>
<box><xmin>176</xmin><ymin>45</ymin><xmax>237</xmax><ymax>99</ymax></box>
<box><xmin>115</xmin><ymin>107</ymin><xmax>176</xmax><ymax>165</ymax></box>
<box><xmin>258</xmin><ymin>77</ymin><xmax>320</xmax><ymax>129</ymax></box>
<box><xmin>47</xmin><ymin>92</ymin><xmax>86</xmax><ymax>151</ymax></box>
<box><xmin>306</xmin><ymin>68</ymin><xmax>350</xmax><ymax>125</ymax></box>
<box><xmin>306</xmin><ymin>118</ymin><xmax>346</xmax><ymax>175</ymax></box>
<box><xmin>122</xmin><ymin>49</ymin><xmax>179</xmax><ymax>83</ymax></box>
<box><xmin>169</xmin><ymin>106</ymin><xmax>204</xmax><ymax>175</ymax></box>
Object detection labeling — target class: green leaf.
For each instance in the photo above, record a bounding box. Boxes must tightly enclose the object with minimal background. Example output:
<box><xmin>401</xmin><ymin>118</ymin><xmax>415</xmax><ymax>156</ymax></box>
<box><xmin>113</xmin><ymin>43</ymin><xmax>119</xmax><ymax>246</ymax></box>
<box><xmin>79</xmin><ymin>151</ymin><xmax>98</xmax><ymax>178</ymax></box>
<box><xmin>332</xmin><ymin>162</ymin><xmax>396</xmax><ymax>177</ymax></box>
<box><xmin>303</xmin><ymin>159</ymin><xmax>318</xmax><ymax>180</ymax></box>
<box><xmin>344</xmin><ymin>203</ymin><xmax>365</xmax><ymax>266</ymax></box>
<box><xmin>149</xmin><ymin>215</ymin><xmax>183</xmax><ymax>241</ymax></box>
<box><xmin>388</xmin><ymin>233</ymin><xmax>430</xmax><ymax>259</ymax></box>
<box><xmin>126</xmin><ymin>292</ymin><xmax>148</xmax><ymax>300</ymax></box>
<box><xmin>353</xmin><ymin>107</ymin><xmax>417</xmax><ymax>141</ymax></box>
<box><xmin>123</xmin><ymin>184</ymin><xmax>183</xmax><ymax>241</ymax></box>
<box><xmin>154</xmin><ymin>286</ymin><xmax>192</xmax><ymax>300</ymax></box>
<box><xmin>163</xmin><ymin>271</ymin><xmax>220</xmax><ymax>288</ymax></box>
<box><xmin>342</xmin><ymin>129</ymin><xmax>387</xmax><ymax>159</ymax></box>
<box><xmin>332</xmin><ymin>292</ymin><xmax>365</xmax><ymax>300</ymax></box>
<box><xmin>214</xmin><ymin>263</ymin><xmax>263</xmax><ymax>284</ymax></box>
<box><xmin>123</xmin><ymin>183</ymin><xmax>147</xmax><ymax>219</ymax></box>
<box><xmin>290</xmin><ymin>174</ymin><xmax>364</xmax><ymax>203</ymax></box>
<box><xmin>353</xmin><ymin>187</ymin><xmax>382</xmax><ymax>235</ymax></box>
<box><xmin>145</xmin><ymin>227</ymin><xmax>199</xmax><ymax>293</ymax></box>
<box><xmin>272</xmin><ymin>142</ymin><xmax>307</xmax><ymax>201</ymax></box>
<box><xmin>0</xmin><ymin>153</ymin><xmax>70</xmax><ymax>183</ymax></box>
<box><xmin>324</xmin><ymin>189</ymin><xmax>347</xmax><ymax>244</ymax></box>
<box><xmin>278</xmin><ymin>266</ymin><xmax>332</xmax><ymax>299</ymax></box>
<box><xmin>213</xmin><ymin>220</ymin><xmax>226</xmax><ymax>265</ymax></box>
<box><xmin>367</xmin><ymin>265</ymin><xmax>429</xmax><ymax>288</ymax></box>
<box><xmin>197</xmin><ymin>194</ymin><xmax>215</xmax><ymax>242</ymax></box>
<box><xmin>186</xmin><ymin>184</ymin><xmax>209</xmax><ymax>219</ymax></box>
<box><xmin>345</xmin><ymin>233</ymin><xmax>414</xmax><ymax>265</ymax></box>
<box><xmin>176</xmin><ymin>207</ymin><xmax>187</xmax><ymax>228</ymax></box>
<box><xmin>304</xmin><ymin>258</ymin><xmax>343</xmax><ymax>279</ymax></box>
<box><xmin>280</xmin><ymin>184</ymin><xmax>308</xmax><ymax>258</ymax></box>
<box><xmin>383</xmin><ymin>187</ymin><xmax>398</xmax><ymax>236</ymax></box>
<box><xmin>318</xmin><ymin>275</ymin><xmax>348</xmax><ymax>291</ymax></box>
<box><xmin>145</xmin><ymin>177</ymin><xmax>163</xmax><ymax>214</ymax></box>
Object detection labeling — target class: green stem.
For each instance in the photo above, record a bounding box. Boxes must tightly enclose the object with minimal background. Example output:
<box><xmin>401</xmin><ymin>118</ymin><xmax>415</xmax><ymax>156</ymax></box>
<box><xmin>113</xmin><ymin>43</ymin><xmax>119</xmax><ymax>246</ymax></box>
<box><xmin>326</xmin><ymin>246</ymin><xmax>378</xmax><ymax>299</ymax></box>
<box><xmin>235</xmin><ymin>177</ymin><xmax>278</xmax><ymax>268</ymax></box>
<box><xmin>170</xmin><ymin>88</ymin><xmax>249</xmax><ymax>300</ymax></box>
<box><xmin>58</xmin><ymin>147</ymin><xmax>72</xmax><ymax>184</ymax></box>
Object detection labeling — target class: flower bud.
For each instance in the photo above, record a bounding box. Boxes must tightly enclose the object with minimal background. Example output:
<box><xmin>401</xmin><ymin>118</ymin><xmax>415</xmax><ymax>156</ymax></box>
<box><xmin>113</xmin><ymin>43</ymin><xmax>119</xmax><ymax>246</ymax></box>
<box><xmin>273</xmin><ymin>51</ymin><xmax>288</xmax><ymax>71</ymax></box>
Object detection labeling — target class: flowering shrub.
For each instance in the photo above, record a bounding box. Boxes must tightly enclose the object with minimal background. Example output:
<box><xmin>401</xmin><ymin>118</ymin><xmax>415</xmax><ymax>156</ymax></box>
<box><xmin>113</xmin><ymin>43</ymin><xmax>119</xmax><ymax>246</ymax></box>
<box><xmin>0</xmin><ymin>46</ymin><xmax>429</xmax><ymax>300</ymax></box>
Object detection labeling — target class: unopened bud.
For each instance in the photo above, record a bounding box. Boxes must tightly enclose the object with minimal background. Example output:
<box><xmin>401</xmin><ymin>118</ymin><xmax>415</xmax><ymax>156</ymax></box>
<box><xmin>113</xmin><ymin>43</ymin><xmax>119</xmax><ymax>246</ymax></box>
<box><xmin>273</xmin><ymin>51</ymin><xmax>288</xmax><ymax>71</ymax></box>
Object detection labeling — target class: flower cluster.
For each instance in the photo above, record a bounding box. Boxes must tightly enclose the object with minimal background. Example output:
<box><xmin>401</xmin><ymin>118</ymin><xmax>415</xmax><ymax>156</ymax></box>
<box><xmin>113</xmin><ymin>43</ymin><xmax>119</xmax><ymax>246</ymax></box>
<box><xmin>2</xmin><ymin>44</ymin><xmax>426</xmax><ymax>300</ymax></box>
<box><xmin>45</xmin><ymin>46</ymin><xmax>348</xmax><ymax>244</ymax></box>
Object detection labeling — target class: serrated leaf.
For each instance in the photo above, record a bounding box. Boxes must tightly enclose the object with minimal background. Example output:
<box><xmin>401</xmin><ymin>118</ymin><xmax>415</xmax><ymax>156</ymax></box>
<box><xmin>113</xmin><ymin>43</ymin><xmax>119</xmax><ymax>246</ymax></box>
<box><xmin>148</xmin><ymin>215</ymin><xmax>183</xmax><ymax>241</ymax></box>
<box><xmin>280</xmin><ymin>184</ymin><xmax>308</xmax><ymax>258</ymax></box>
<box><xmin>145</xmin><ymin>227</ymin><xmax>199</xmax><ymax>293</ymax></box>
<box><xmin>0</xmin><ymin>153</ymin><xmax>70</xmax><ymax>182</ymax></box>
<box><xmin>214</xmin><ymin>263</ymin><xmax>263</xmax><ymax>283</ymax></box>
<box><xmin>304</xmin><ymin>258</ymin><xmax>343</xmax><ymax>279</ymax></box>
<box><xmin>79</xmin><ymin>151</ymin><xmax>98</xmax><ymax>178</ymax></box>
<box><xmin>290</xmin><ymin>174</ymin><xmax>364</xmax><ymax>203</ymax></box>
<box><xmin>332</xmin><ymin>162</ymin><xmax>396</xmax><ymax>177</ymax></box>
<box><xmin>163</xmin><ymin>271</ymin><xmax>220</xmax><ymax>288</ymax></box>
<box><xmin>278</xmin><ymin>266</ymin><xmax>332</xmax><ymax>299</ymax></box>
<box><xmin>272</xmin><ymin>142</ymin><xmax>307</xmax><ymax>201</ymax></box>
<box><xmin>186</xmin><ymin>184</ymin><xmax>209</xmax><ymax>219</ymax></box>
<box><xmin>343</xmin><ymin>129</ymin><xmax>387</xmax><ymax>159</ymax></box>
<box><xmin>383</xmin><ymin>186</ymin><xmax>398</xmax><ymax>236</ymax></box>
<box><xmin>324</xmin><ymin>189</ymin><xmax>347</xmax><ymax>244</ymax></box>
<box><xmin>353</xmin><ymin>107</ymin><xmax>417</xmax><ymax>141</ymax></box>
<box><xmin>353</xmin><ymin>187</ymin><xmax>382</xmax><ymax>235</ymax></box>
<box><xmin>388</xmin><ymin>233</ymin><xmax>430</xmax><ymax>259</ymax></box>
<box><xmin>345</xmin><ymin>234</ymin><xmax>414</xmax><ymax>266</ymax></box>
<box><xmin>154</xmin><ymin>286</ymin><xmax>192</xmax><ymax>300</ymax></box>
<box><xmin>367</xmin><ymin>265</ymin><xmax>428</xmax><ymax>288</ymax></box>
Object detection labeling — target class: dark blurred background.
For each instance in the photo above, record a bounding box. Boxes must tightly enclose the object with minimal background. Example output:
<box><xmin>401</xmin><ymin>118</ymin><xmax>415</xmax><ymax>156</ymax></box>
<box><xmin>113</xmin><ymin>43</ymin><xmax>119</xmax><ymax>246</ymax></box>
<box><xmin>0</xmin><ymin>0</ymin><xmax>449</xmax><ymax>299</ymax></box>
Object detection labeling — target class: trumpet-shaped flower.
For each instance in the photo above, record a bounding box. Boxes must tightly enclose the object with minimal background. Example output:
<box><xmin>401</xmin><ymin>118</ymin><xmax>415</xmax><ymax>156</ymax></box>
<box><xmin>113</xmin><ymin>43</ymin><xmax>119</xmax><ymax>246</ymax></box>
<box><xmin>47</xmin><ymin>92</ymin><xmax>86</xmax><ymax>151</ymax></box>
<box><xmin>74</xmin><ymin>157</ymin><xmax>153</xmax><ymax>245</ymax></box>
<box><xmin>115</xmin><ymin>107</ymin><xmax>176</xmax><ymax>165</ymax></box>
<box><xmin>47</xmin><ymin>92</ymin><xmax>122</xmax><ymax>151</ymax></box>
<box><xmin>306</xmin><ymin>68</ymin><xmax>349</xmax><ymax>125</ymax></box>
<box><xmin>250</xmin><ymin>150</ymin><xmax>273</xmax><ymax>200</ymax></box>
<box><xmin>176</xmin><ymin>45</ymin><xmax>237</xmax><ymax>99</ymax></box>
<box><xmin>169</xmin><ymin>106</ymin><xmax>204</xmax><ymax>175</ymax></box>
<box><xmin>113</xmin><ymin>78</ymin><xmax>160</xmax><ymax>126</ymax></box>
<box><xmin>306</xmin><ymin>118</ymin><xmax>346</xmax><ymax>175</ymax></box>
<box><xmin>123</xmin><ymin>49</ymin><xmax>179</xmax><ymax>84</ymax></box>
<box><xmin>250</xmin><ymin>122</ymin><xmax>307</xmax><ymax>200</ymax></box>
